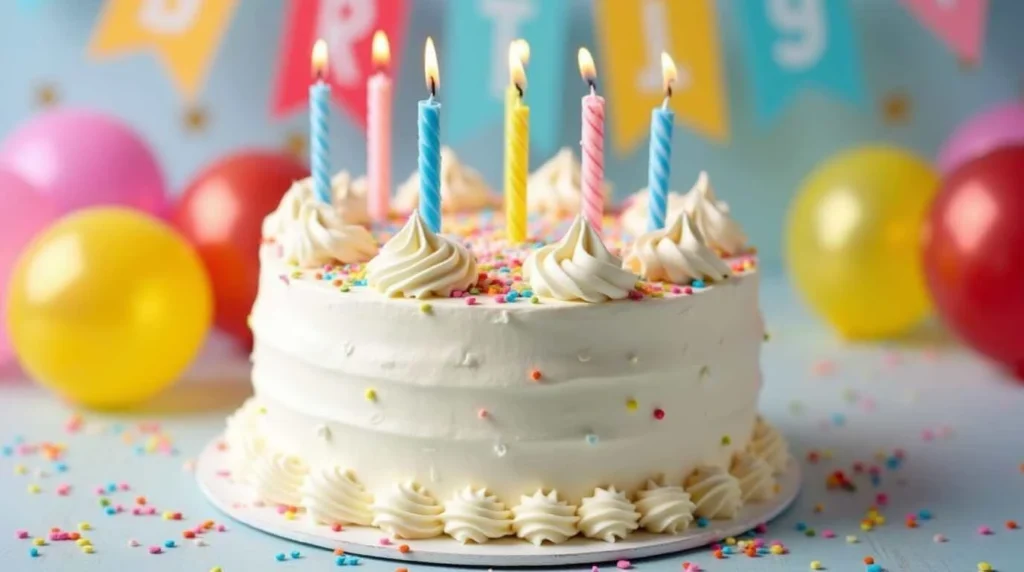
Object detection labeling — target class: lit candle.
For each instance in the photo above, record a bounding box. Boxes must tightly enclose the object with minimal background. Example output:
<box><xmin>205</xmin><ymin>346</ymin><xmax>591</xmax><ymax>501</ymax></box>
<box><xmin>504</xmin><ymin>39</ymin><xmax>529</xmax><ymax>207</ymax></box>
<box><xmin>647</xmin><ymin>52</ymin><xmax>677</xmax><ymax>232</ymax></box>
<box><xmin>418</xmin><ymin>37</ymin><xmax>442</xmax><ymax>233</ymax></box>
<box><xmin>577</xmin><ymin>48</ymin><xmax>605</xmax><ymax>232</ymax></box>
<box><xmin>367</xmin><ymin>30</ymin><xmax>392</xmax><ymax>223</ymax></box>
<box><xmin>310</xmin><ymin>39</ymin><xmax>331</xmax><ymax>204</ymax></box>
<box><xmin>504</xmin><ymin>42</ymin><xmax>530</xmax><ymax>243</ymax></box>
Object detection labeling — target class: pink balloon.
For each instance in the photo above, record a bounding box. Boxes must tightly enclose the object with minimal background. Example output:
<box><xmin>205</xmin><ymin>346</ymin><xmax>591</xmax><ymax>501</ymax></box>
<box><xmin>0</xmin><ymin>169</ymin><xmax>58</xmax><ymax>366</ymax></box>
<box><xmin>0</xmin><ymin>109</ymin><xmax>167</xmax><ymax>216</ymax></box>
<box><xmin>937</xmin><ymin>102</ymin><xmax>1024</xmax><ymax>174</ymax></box>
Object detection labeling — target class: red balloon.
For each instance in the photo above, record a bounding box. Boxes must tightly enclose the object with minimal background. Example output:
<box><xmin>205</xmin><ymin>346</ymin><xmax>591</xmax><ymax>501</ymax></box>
<box><xmin>922</xmin><ymin>145</ymin><xmax>1024</xmax><ymax>378</ymax></box>
<box><xmin>173</xmin><ymin>151</ymin><xmax>308</xmax><ymax>348</ymax></box>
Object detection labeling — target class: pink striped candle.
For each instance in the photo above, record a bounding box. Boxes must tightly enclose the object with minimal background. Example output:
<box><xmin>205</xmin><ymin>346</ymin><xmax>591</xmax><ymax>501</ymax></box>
<box><xmin>577</xmin><ymin>48</ymin><xmax>605</xmax><ymax>232</ymax></box>
<box><xmin>367</xmin><ymin>31</ymin><xmax>392</xmax><ymax>222</ymax></box>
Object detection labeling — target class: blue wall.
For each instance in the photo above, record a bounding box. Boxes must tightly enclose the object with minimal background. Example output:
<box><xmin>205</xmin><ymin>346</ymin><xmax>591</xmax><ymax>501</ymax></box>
<box><xmin>2</xmin><ymin>0</ymin><xmax>1023</xmax><ymax>267</ymax></box>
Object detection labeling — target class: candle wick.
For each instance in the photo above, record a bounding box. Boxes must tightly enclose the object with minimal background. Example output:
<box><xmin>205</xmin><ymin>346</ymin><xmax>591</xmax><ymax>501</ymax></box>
<box><xmin>429</xmin><ymin>77</ymin><xmax>437</xmax><ymax>98</ymax></box>
<box><xmin>588</xmin><ymin>80</ymin><xmax>596</xmax><ymax>95</ymax></box>
<box><xmin>515</xmin><ymin>83</ymin><xmax>524</xmax><ymax>99</ymax></box>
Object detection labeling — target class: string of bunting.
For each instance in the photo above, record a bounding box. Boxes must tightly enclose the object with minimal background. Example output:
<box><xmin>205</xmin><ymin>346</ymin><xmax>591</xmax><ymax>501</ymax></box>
<box><xmin>79</xmin><ymin>0</ymin><xmax>990</xmax><ymax>151</ymax></box>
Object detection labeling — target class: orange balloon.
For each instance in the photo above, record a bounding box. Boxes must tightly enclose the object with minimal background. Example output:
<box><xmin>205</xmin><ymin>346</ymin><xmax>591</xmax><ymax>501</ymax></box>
<box><xmin>172</xmin><ymin>151</ymin><xmax>308</xmax><ymax>347</ymax></box>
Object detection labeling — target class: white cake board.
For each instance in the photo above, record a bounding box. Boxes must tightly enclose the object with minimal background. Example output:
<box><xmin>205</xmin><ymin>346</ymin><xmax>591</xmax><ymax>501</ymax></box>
<box><xmin>196</xmin><ymin>435</ymin><xmax>801</xmax><ymax>567</ymax></box>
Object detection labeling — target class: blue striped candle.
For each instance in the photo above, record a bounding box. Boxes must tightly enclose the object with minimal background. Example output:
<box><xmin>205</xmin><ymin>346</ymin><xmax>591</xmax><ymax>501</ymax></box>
<box><xmin>647</xmin><ymin>104</ymin><xmax>674</xmax><ymax>232</ymax></box>
<box><xmin>310</xmin><ymin>79</ymin><xmax>331</xmax><ymax>204</ymax></box>
<box><xmin>418</xmin><ymin>96</ymin><xmax>441</xmax><ymax>233</ymax></box>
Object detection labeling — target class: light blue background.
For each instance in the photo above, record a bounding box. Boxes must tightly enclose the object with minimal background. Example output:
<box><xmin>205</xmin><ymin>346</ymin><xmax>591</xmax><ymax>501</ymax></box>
<box><xmin>2</xmin><ymin>0</ymin><xmax>1024</xmax><ymax>268</ymax></box>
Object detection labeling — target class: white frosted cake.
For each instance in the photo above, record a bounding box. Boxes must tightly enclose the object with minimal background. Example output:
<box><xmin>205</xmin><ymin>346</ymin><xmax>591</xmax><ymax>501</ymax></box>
<box><xmin>225</xmin><ymin>168</ymin><xmax>789</xmax><ymax>545</ymax></box>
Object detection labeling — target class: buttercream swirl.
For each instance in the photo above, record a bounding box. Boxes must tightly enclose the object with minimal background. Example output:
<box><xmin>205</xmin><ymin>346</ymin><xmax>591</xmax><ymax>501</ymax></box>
<box><xmin>300</xmin><ymin>466</ymin><xmax>374</xmax><ymax>525</ymax></box>
<box><xmin>511</xmin><ymin>490</ymin><xmax>579</xmax><ymax>545</ymax></box>
<box><xmin>365</xmin><ymin>212</ymin><xmax>478</xmax><ymax>299</ymax></box>
<box><xmin>262</xmin><ymin>172</ymin><xmax>370</xmax><ymax>239</ymax></box>
<box><xmin>634</xmin><ymin>480</ymin><xmax>696</xmax><ymax>534</ymax></box>
<box><xmin>280</xmin><ymin>201</ymin><xmax>379</xmax><ymax>267</ymax></box>
<box><xmin>730</xmin><ymin>452</ymin><xmax>776</xmax><ymax>503</ymax></box>
<box><xmin>224</xmin><ymin>398</ymin><xmax>265</xmax><ymax>484</ymax></box>
<box><xmin>684</xmin><ymin>171</ymin><xmax>748</xmax><ymax>256</ymax></box>
<box><xmin>577</xmin><ymin>487</ymin><xmax>640</xmax><ymax>543</ymax></box>
<box><xmin>748</xmin><ymin>417</ymin><xmax>790</xmax><ymax>474</ymax></box>
<box><xmin>684</xmin><ymin>465</ymin><xmax>742</xmax><ymax>519</ymax></box>
<box><xmin>441</xmin><ymin>487</ymin><xmax>513</xmax><ymax>544</ymax></box>
<box><xmin>623</xmin><ymin>212</ymin><xmax>732</xmax><ymax>283</ymax></box>
<box><xmin>251</xmin><ymin>450</ymin><xmax>309</xmax><ymax>508</ymax></box>
<box><xmin>395</xmin><ymin>147</ymin><xmax>497</xmax><ymax>213</ymax></box>
<box><xmin>370</xmin><ymin>482</ymin><xmax>444</xmax><ymax>539</ymax></box>
<box><xmin>527</xmin><ymin>148</ymin><xmax>612</xmax><ymax>217</ymax></box>
<box><xmin>619</xmin><ymin>189</ymin><xmax>690</xmax><ymax>238</ymax></box>
<box><xmin>523</xmin><ymin>214</ymin><xmax>638</xmax><ymax>303</ymax></box>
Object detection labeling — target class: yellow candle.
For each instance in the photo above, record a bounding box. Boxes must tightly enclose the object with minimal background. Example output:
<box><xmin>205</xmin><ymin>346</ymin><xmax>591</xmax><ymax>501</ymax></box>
<box><xmin>504</xmin><ymin>43</ymin><xmax>529</xmax><ymax>243</ymax></box>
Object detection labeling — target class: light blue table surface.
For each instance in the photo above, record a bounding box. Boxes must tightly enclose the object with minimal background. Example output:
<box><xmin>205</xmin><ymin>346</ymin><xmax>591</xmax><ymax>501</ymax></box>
<box><xmin>2</xmin><ymin>272</ymin><xmax>1022</xmax><ymax>572</ymax></box>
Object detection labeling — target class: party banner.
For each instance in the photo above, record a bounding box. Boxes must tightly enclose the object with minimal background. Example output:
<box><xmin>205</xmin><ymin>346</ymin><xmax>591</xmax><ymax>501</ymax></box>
<box><xmin>594</xmin><ymin>0</ymin><xmax>728</xmax><ymax>150</ymax></box>
<box><xmin>901</xmin><ymin>0</ymin><xmax>988</xmax><ymax>63</ymax></box>
<box><xmin>444</xmin><ymin>0</ymin><xmax>568</xmax><ymax>154</ymax></box>
<box><xmin>89</xmin><ymin>0</ymin><xmax>239</xmax><ymax>100</ymax></box>
<box><xmin>735</xmin><ymin>0</ymin><xmax>865</xmax><ymax>125</ymax></box>
<box><xmin>273</xmin><ymin>0</ymin><xmax>409</xmax><ymax>129</ymax></box>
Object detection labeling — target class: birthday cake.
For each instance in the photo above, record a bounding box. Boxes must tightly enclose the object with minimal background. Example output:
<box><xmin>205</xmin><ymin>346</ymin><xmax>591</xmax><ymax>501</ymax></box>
<box><xmin>224</xmin><ymin>160</ymin><xmax>789</xmax><ymax>546</ymax></box>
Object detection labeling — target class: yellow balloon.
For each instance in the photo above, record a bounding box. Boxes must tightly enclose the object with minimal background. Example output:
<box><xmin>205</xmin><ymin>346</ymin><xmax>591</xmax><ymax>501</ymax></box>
<box><xmin>785</xmin><ymin>146</ymin><xmax>938</xmax><ymax>340</ymax></box>
<box><xmin>6</xmin><ymin>208</ymin><xmax>212</xmax><ymax>409</ymax></box>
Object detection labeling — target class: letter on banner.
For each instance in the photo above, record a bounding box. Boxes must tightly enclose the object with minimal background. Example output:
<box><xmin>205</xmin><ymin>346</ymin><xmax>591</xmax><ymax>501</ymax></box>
<box><xmin>735</xmin><ymin>0</ymin><xmax>865</xmax><ymax>125</ymax></box>
<box><xmin>445</xmin><ymin>0</ymin><xmax>568</xmax><ymax>153</ymax></box>
<box><xmin>272</xmin><ymin>0</ymin><xmax>409</xmax><ymax>129</ymax></box>
<box><xmin>901</xmin><ymin>0</ymin><xmax>988</xmax><ymax>63</ymax></box>
<box><xmin>89</xmin><ymin>0</ymin><xmax>239</xmax><ymax>100</ymax></box>
<box><xmin>595</xmin><ymin>0</ymin><xmax>729</xmax><ymax>151</ymax></box>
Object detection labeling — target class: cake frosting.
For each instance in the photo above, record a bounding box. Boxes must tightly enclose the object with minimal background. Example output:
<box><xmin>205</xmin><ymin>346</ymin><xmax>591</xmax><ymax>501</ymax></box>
<box><xmin>523</xmin><ymin>214</ymin><xmax>637</xmax><ymax>303</ymax></box>
<box><xmin>527</xmin><ymin>148</ymin><xmax>612</xmax><ymax>217</ymax></box>
<box><xmin>511</xmin><ymin>490</ymin><xmax>579</xmax><ymax>545</ymax></box>
<box><xmin>225</xmin><ymin>164</ymin><xmax>788</xmax><ymax>545</ymax></box>
<box><xmin>623</xmin><ymin>213</ymin><xmax>732</xmax><ymax>283</ymax></box>
<box><xmin>264</xmin><ymin>172</ymin><xmax>370</xmax><ymax>236</ymax></box>
<box><xmin>620</xmin><ymin>172</ymin><xmax>749</xmax><ymax>257</ymax></box>
<box><xmin>395</xmin><ymin>147</ymin><xmax>497</xmax><ymax>213</ymax></box>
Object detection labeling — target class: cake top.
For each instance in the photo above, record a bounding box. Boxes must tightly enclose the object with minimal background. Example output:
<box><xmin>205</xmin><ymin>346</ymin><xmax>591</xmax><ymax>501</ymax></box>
<box><xmin>262</xmin><ymin>156</ymin><xmax>756</xmax><ymax>306</ymax></box>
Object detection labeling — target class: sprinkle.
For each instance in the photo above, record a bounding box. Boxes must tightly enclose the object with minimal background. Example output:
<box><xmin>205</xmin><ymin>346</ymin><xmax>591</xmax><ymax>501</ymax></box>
<box><xmin>275</xmin><ymin>552</ymin><xmax>286</xmax><ymax>561</ymax></box>
<box><xmin>331</xmin><ymin>524</ymin><xmax>343</xmax><ymax>532</ymax></box>
<box><xmin>334</xmin><ymin>548</ymin><xmax>345</xmax><ymax>555</ymax></box>
<box><xmin>585</xmin><ymin>434</ymin><xmax>599</xmax><ymax>445</ymax></box>
<box><xmin>149</xmin><ymin>546</ymin><xmax>162</xmax><ymax>554</ymax></box>
<box><xmin>32</xmin><ymin>538</ymin><xmax>45</xmax><ymax>546</ymax></box>
<box><xmin>978</xmin><ymin>563</ymin><xmax>993</xmax><ymax>571</ymax></box>
<box><xmin>918</xmin><ymin>509</ymin><xmax>933</xmax><ymax>520</ymax></box>
<box><xmin>810</xmin><ymin>561</ymin><xmax>823</xmax><ymax>570</ymax></box>
<box><xmin>652</xmin><ymin>408</ymin><xmax>665</xmax><ymax>420</ymax></box>
<box><xmin>397</xmin><ymin>569</ymin><xmax>409</xmax><ymax>572</ymax></box>
<box><xmin>616</xmin><ymin>560</ymin><xmax>631</xmax><ymax>569</ymax></box>
<box><xmin>867</xmin><ymin>565</ymin><xmax>882</xmax><ymax>572</ymax></box>
<box><xmin>290</xmin><ymin>550</ymin><xmax>301</xmax><ymax>558</ymax></box>
<box><xmin>1006</xmin><ymin>520</ymin><xmax>1018</xmax><ymax>530</ymax></box>
<box><xmin>529</xmin><ymin>369</ymin><xmax>542</xmax><ymax>382</ymax></box>
<box><xmin>419</xmin><ymin>303</ymin><xmax>432</xmax><ymax>314</ymax></box>
<box><xmin>721</xmin><ymin>435</ymin><xmax>731</xmax><ymax>446</ymax></box>
<box><xmin>863</xmin><ymin>557</ymin><xmax>875</xmax><ymax>564</ymax></box>
<box><xmin>16</xmin><ymin>530</ymin><xmax>29</xmax><ymax>539</ymax></box>
<box><xmin>29</xmin><ymin>547</ymin><xmax>39</xmax><ymax>557</ymax></box>
<box><xmin>398</xmin><ymin>544</ymin><xmax>410</xmax><ymax>553</ymax></box>
<box><xmin>846</xmin><ymin>535</ymin><xmax>858</xmax><ymax>543</ymax></box>
<box><xmin>379</xmin><ymin>537</ymin><xmax>391</xmax><ymax>546</ymax></box>
<box><xmin>978</xmin><ymin>525</ymin><xmax>993</xmax><ymax>535</ymax></box>
<box><xmin>933</xmin><ymin>533</ymin><xmax>946</xmax><ymax>543</ymax></box>
<box><xmin>164</xmin><ymin>540</ymin><xmax>176</xmax><ymax>548</ymax></box>
<box><xmin>128</xmin><ymin>539</ymin><xmax>139</xmax><ymax>547</ymax></box>
<box><xmin>626</xmin><ymin>398</ymin><xmax>638</xmax><ymax>412</ymax></box>
<box><xmin>696</xmin><ymin>517</ymin><xmax>709</xmax><ymax>528</ymax></box>
<box><xmin>822</xmin><ymin>529</ymin><xmax>835</xmax><ymax>538</ymax></box>
<box><xmin>82</xmin><ymin>545</ymin><xmax>95</xmax><ymax>554</ymax></box>
<box><xmin>770</xmin><ymin>545</ymin><xmax>785</xmax><ymax>554</ymax></box>
<box><xmin>477</xmin><ymin>409</ymin><xmax>489</xmax><ymax>419</ymax></box>
<box><xmin>364</xmin><ymin>388</ymin><xmax>377</xmax><ymax>402</ymax></box>
<box><xmin>211</xmin><ymin>568</ymin><xmax>223</xmax><ymax>572</ymax></box>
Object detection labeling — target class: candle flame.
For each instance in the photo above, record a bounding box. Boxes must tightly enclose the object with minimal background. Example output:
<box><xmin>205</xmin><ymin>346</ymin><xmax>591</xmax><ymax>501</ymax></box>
<box><xmin>424</xmin><ymin>37</ymin><xmax>439</xmax><ymax>96</ymax></box>
<box><xmin>661</xmin><ymin>52</ymin><xmax>677</xmax><ymax>96</ymax></box>
<box><xmin>372</xmin><ymin>30</ymin><xmax>390</xmax><ymax>69</ymax></box>
<box><xmin>512</xmin><ymin>38</ymin><xmax>530</xmax><ymax>66</ymax></box>
<box><xmin>577</xmin><ymin>48</ymin><xmax>597</xmax><ymax>85</ymax></box>
<box><xmin>508</xmin><ymin>43</ymin><xmax>527</xmax><ymax>94</ymax></box>
<box><xmin>311</xmin><ymin>39</ymin><xmax>328</xmax><ymax>79</ymax></box>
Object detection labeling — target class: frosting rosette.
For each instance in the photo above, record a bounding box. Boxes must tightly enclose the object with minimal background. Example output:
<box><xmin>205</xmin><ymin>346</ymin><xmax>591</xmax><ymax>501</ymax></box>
<box><xmin>523</xmin><ymin>214</ymin><xmax>638</xmax><ymax>303</ymax></box>
<box><xmin>622</xmin><ymin>212</ymin><xmax>732</xmax><ymax>283</ymax></box>
<box><xmin>619</xmin><ymin>189</ymin><xmax>689</xmax><ymax>238</ymax></box>
<box><xmin>441</xmin><ymin>487</ymin><xmax>513</xmax><ymax>544</ymax></box>
<box><xmin>263</xmin><ymin>172</ymin><xmax>370</xmax><ymax>239</ymax></box>
<box><xmin>527</xmin><ymin>148</ymin><xmax>612</xmax><ymax>217</ymax></box>
<box><xmin>634</xmin><ymin>479</ymin><xmax>696</xmax><ymax>534</ymax></box>
<box><xmin>577</xmin><ymin>486</ymin><xmax>640</xmax><ymax>543</ymax></box>
<box><xmin>365</xmin><ymin>212</ymin><xmax>478</xmax><ymax>299</ymax></box>
<box><xmin>251</xmin><ymin>450</ymin><xmax>309</xmax><ymax>508</ymax></box>
<box><xmin>224</xmin><ymin>398</ymin><xmax>265</xmax><ymax>484</ymax></box>
<box><xmin>300</xmin><ymin>466</ymin><xmax>374</xmax><ymax>525</ymax></box>
<box><xmin>748</xmin><ymin>417</ymin><xmax>789</xmax><ymax>474</ymax></box>
<box><xmin>730</xmin><ymin>452</ymin><xmax>776</xmax><ymax>502</ymax></box>
<box><xmin>395</xmin><ymin>147</ymin><xmax>497</xmax><ymax>213</ymax></box>
<box><xmin>371</xmin><ymin>482</ymin><xmax>444</xmax><ymax>539</ymax></box>
<box><xmin>684</xmin><ymin>172</ymin><xmax>748</xmax><ymax>256</ymax></box>
<box><xmin>280</xmin><ymin>201</ymin><xmax>378</xmax><ymax>267</ymax></box>
<box><xmin>511</xmin><ymin>490</ymin><xmax>579</xmax><ymax>545</ymax></box>
<box><xmin>684</xmin><ymin>465</ymin><xmax>742</xmax><ymax>519</ymax></box>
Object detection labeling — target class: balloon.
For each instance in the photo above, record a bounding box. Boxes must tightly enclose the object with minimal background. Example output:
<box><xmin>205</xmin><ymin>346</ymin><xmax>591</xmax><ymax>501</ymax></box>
<box><xmin>922</xmin><ymin>146</ymin><xmax>1024</xmax><ymax>378</ymax></box>
<box><xmin>172</xmin><ymin>151</ymin><xmax>308</xmax><ymax>347</ymax></box>
<box><xmin>937</xmin><ymin>102</ymin><xmax>1024</xmax><ymax>175</ymax></box>
<box><xmin>0</xmin><ymin>109</ymin><xmax>167</xmax><ymax>216</ymax></box>
<box><xmin>786</xmin><ymin>146</ymin><xmax>938</xmax><ymax>340</ymax></box>
<box><xmin>6</xmin><ymin>208</ymin><xmax>212</xmax><ymax>408</ymax></box>
<box><xmin>0</xmin><ymin>169</ymin><xmax>58</xmax><ymax>366</ymax></box>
